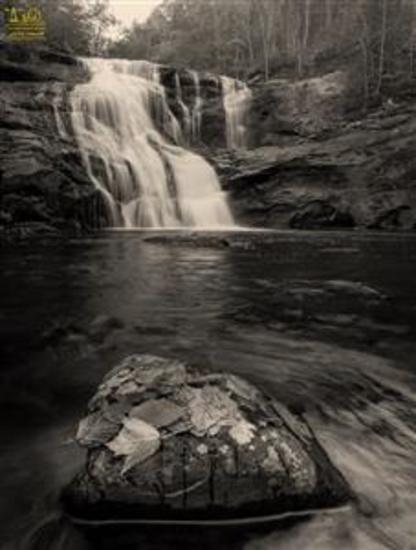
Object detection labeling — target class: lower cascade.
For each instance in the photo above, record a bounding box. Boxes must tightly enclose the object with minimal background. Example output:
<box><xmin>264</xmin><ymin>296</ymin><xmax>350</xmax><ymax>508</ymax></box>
<box><xmin>71</xmin><ymin>59</ymin><xmax>235</xmax><ymax>229</ymax></box>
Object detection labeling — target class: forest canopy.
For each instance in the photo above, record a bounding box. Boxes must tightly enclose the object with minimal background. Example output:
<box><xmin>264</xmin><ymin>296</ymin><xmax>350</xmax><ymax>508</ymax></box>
<box><xmin>109</xmin><ymin>0</ymin><xmax>416</xmax><ymax>101</ymax></box>
<box><xmin>1</xmin><ymin>0</ymin><xmax>416</xmax><ymax>105</ymax></box>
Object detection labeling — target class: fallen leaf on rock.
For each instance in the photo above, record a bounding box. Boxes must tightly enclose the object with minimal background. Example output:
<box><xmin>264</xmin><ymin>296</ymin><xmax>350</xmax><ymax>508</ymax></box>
<box><xmin>116</xmin><ymin>380</ymin><xmax>141</xmax><ymax>396</ymax></box>
<box><xmin>129</xmin><ymin>398</ymin><xmax>184</xmax><ymax>428</ymax></box>
<box><xmin>189</xmin><ymin>386</ymin><xmax>241</xmax><ymax>437</ymax></box>
<box><xmin>225</xmin><ymin>374</ymin><xmax>261</xmax><ymax>403</ymax></box>
<box><xmin>76</xmin><ymin>410</ymin><xmax>120</xmax><ymax>447</ymax></box>
<box><xmin>107</xmin><ymin>417</ymin><xmax>160</xmax><ymax>473</ymax></box>
<box><xmin>124</xmin><ymin>355</ymin><xmax>187</xmax><ymax>387</ymax></box>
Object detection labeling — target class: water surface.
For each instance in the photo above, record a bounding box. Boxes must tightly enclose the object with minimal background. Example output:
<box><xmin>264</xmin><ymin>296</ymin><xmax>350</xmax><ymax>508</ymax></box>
<box><xmin>1</xmin><ymin>230</ymin><xmax>416</xmax><ymax>549</ymax></box>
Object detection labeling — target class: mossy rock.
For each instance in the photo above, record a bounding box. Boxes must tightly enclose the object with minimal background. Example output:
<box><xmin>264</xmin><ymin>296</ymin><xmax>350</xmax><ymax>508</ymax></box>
<box><xmin>62</xmin><ymin>354</ymin><xmax>350</xmax><ymax>524</ymax></box>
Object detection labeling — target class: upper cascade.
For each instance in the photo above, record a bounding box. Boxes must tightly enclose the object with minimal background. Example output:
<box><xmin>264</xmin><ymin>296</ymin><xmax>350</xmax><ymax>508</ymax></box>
<box><xmin>221</xmin><ymin>76</ymin><xmax>252</xmax><ymax>149</ymax></box>
<box><xmin>70</xmin><ymin>58</ymin><xmax>248</xmax><ymax>229</ymax></box>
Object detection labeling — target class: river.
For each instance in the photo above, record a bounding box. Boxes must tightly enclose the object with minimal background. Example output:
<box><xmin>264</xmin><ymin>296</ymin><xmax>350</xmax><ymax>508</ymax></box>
<box><xmin>1</xmin><ymin>229</ymin><xmax>416</xmax><ymax>549</ymax></box>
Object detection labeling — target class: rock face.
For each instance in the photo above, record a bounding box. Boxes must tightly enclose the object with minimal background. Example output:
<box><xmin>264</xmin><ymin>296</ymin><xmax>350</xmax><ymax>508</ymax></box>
<box><xmin>0</xmin><ymin>43</ymin><xmax>108</xmax><ymax>238</ymax></box>
<box><xmin>212</xmin><ymin>99</ymin><xmax>416</xmax><ymax>230</ymax></box>
<box><xmin>159</xmin><ymin>66</ymin><xmax>227</xmax><ymax>148</ymax></box>
<box><xmin>0</xmin><ymin>47</ymin><xmax>235</xmax><ymax>237</ymax></box>
<box><xmin>210</xmin><ymin>68</ymin><xmax>416</xmax><ymax>231</ymax></box>
<box><xmin>3</xmin><ymin>43</ymin><xmax>415</xmax><ymax>234</ymax></box>
<box><xmin>248</xmin><ymin>71</ymin><xmax>348</xmax><ymax>145</ymax></box>
<box><xmin>62</xmin><ymin>354</ymin><xmax>350</xmax><ymax>523</ymax></box>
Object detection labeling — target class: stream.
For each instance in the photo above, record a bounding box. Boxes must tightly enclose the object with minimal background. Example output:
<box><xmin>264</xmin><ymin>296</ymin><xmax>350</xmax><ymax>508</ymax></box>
<box><xmin>1</xmin><ymin>229</ymin><xmax>416</xmax><ymax>549</ymax></box>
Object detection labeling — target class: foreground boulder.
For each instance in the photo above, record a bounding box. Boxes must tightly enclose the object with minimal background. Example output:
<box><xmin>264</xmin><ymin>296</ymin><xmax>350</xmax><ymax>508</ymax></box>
<box><xmin>62</xmin><ymin>354</ymin><xmax>350</xmax><ymax>524</ymax></box>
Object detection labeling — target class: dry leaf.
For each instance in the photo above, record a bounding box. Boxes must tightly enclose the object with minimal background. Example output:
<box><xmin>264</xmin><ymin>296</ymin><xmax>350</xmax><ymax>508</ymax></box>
<box><xmin>106</xmin><ymin>417</ymin><xmax>160</xmax><ymax>473</ymax></box>
<box><xmin>129</xmin><ymin>398</ymin><xmax>184</xmax><ymax>428</ymax></box>
<box><xmin>225</xmin><ymin>375</ymin><xmax>260</xmax><ymax>403</ymax></box>
<box><xmin>188</xmin><ymin>386</ymin><xmax>241</xmax><ymax>436</ymax></box>
<box><xmin>76</xmin><ymin>410</ymin><xmax>120</xmax><ymax>447</ymax></box>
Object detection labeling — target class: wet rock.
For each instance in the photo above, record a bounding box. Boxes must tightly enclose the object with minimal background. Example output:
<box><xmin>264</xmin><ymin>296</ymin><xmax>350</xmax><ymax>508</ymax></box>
<box><xmin>324</xmin><ymin>280</ymin><xmax>384</xmax><ymax>300</ymax></box>
<box><xmin>40</xmin><ymin>321</ymin><xmax>84</xmax><ymax>347</ymax></box>
<box><xmin>62</xmin><ymin>354</ymin><xmax>350</xmax><ymax>523</ymax></box>
<box><xmin>248</xmin><ymin>71</ymin><xmax>348</xmax><ymax>144</ymax></box>
<box><xmin>290</xmin><ymin>201</ymin><xmax>355</xmax><ymax>229</ymax></box>
<box><xmin>0</xmin><ymin>222</ymin><xmax>60</xmax><ymax>242</ymax></box>
<box><xmin>88</xmin><ymin>315</ymin><xmax>124</xmax><ymax>343</ymax></box>
<box><xmin>0</xmin><ymin>44</ymin><xmax>95</xmax><ymax>240</ymax></box>
<box><xmin>212</xmin><ymin>85</ymin><xmax>416</xmax><ymax>230</ymax></box>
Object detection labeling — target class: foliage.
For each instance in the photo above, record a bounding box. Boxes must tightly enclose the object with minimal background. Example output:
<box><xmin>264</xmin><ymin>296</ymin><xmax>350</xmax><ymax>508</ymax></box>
<box><xmin>108</xmin><ymin>0</ymin><xmax>416</xmax><ymax>103</ymax></box>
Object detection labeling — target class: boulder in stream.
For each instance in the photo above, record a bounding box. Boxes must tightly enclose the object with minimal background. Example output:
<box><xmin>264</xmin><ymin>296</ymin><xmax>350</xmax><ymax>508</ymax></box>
<box><xmin>62</xmin><ymin>354</ymin><xmax>350</xmax><ymax>524</ymax></box>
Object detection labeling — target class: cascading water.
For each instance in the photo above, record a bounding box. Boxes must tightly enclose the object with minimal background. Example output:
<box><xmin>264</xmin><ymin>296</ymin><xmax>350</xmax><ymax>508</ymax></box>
<box><xmin>221</xmin><ymin>76</ymin><xmax>252</xmax><ymax>149</ymax></box>
<box><xmin>189</xmin><ymin>70</ymin><xmax>203</xmax><ymax>142</ymax></box>
<box><xmin>70</xmin><ymin>58</ymin><xmax>234</xmax><ymax>229</ymax></box>
<box><xmin>175</xmin><ymin>72</ymin><xmax>191</xmax><ymax>143</ymax></box>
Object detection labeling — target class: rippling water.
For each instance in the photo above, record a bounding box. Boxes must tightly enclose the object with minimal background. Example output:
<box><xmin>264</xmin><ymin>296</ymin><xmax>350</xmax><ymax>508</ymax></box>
<box><xmin>1</xmin><ymin>230</ymin><xmax>416</xmax><ymax>550</ymax></box>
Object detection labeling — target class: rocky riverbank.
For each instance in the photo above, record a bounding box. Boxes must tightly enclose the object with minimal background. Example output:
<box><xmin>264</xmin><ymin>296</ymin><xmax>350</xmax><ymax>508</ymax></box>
<box><xmin>0</xmin><ymin>43</ymin><xmax>108</xmax><ymax>240</ymax></box>
<box><xmin>212</xmin><ymin>118</ymin><xmax>415</xmax><ymax>230</ymax></box>
<box><xmin>211</xmin><ymin>70</ymin><xmax>416</xmax><ymax>231</ymax></box>
<box><xmin>2</xmin><ymin>44</ymin><xmax>416</xmax><ymax>235</ymax></box>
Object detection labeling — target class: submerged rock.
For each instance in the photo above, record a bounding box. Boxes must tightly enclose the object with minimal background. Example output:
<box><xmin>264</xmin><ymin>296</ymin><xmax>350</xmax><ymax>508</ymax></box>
<box><xmin>62</xmin><ymin>354</ymin><xmax>350</xmax><ymax>523</ymax></box>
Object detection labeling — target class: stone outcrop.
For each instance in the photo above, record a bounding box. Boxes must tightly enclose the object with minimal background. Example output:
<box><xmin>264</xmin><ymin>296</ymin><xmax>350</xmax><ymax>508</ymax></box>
<box><xmin>2</xmin><ymin>42</ymin><xmax>416</xmax><ymax>234</ymax></box>
<box><xmin>62</xmin><ymin>354</ymin><xmax>350</xmax><ymax>524</ymax></box>
<box><xmin>0</xmin><ymin>43</ymin><xmax>107</xmax><ymax>238</ymax></box>
<box><xmin>213</xmin><ymin>99</ymin><xmax>416</xmax><ymax>230</ymax></box>
<box><xmin>248</xmin><ymin>71</ymin><xmax>348</xmax><ymax>145</ymax></box>
<box><xmin>0</xmin><ymin>48</ymin><xmax>234</xmax><ymax>238</ymax></box>
<box><xmin>159</xmin><ymin>66</ymin><xmax>227</xmax><ymax>148</ymax></box>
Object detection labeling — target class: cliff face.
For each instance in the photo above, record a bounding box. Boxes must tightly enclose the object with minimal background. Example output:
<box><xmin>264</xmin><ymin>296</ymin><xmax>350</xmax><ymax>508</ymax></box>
<box><xmin>159</xmin><ymin>66</ymin><xmax>227</xmax><ymax>148</ymax></box>
<box><xmin>0</xmin><ymin>50</ymin><xmax>233</xmax><ymax>237</ymax></box>
<box><xmin>0</xmin><ymin>44</ymin><xmax>107</xmax><ymax>237</ymax></box>
<box><xmin>213</xmin><ymin>72</ymin><xmax>416</xmax><ymax>230</ymax></box>
<box><xmin>1</xmin><ymin>44</ymin><xmax>416</xmax><ymax>234</ymax></box>
<box><xmin>247</xmin><ymin>71</ymin><xmax>349</xmax><ymax>146</ymax></box>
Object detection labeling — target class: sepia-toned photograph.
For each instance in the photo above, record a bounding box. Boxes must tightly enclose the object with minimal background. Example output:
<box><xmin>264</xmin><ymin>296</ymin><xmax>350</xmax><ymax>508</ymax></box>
<box><xmin>1</xmin><ymin>0</ymin><xmax>416</xmax><ymax>548</ymax></box>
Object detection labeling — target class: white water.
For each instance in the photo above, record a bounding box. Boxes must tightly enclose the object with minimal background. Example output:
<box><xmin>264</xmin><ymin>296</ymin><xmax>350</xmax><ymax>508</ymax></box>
<box><xmin>175</xmin><ymin>73</ymin><xmax>191</xmax><ymax>143</ymax></box>
<box><xmin>70</xmin><ymin>58</ymin><xmax>234</xmax><ymax>229</ymax></box>
<box><xmin>189</xmin><ymin>70</ymin><xmax>203</xmax><ymax>142</ymax></box>
<box><xmin>221</xmin><ymin>76</ymin><xmax>252</xmax><ymax>149</ymax></box>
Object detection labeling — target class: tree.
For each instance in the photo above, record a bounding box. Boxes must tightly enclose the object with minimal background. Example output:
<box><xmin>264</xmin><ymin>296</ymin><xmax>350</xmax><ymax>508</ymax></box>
<box><xmin>107</xmin><ymin>0</ymin><xmax>416</xmax><ymax>107</ymax></box>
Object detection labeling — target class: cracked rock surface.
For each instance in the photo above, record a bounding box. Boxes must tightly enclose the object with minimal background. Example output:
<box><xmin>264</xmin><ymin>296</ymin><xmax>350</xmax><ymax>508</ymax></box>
<box><xmin>62</xmin><ymin>354</ymin><xmax>350</xmax><ymax>522</ymax></box>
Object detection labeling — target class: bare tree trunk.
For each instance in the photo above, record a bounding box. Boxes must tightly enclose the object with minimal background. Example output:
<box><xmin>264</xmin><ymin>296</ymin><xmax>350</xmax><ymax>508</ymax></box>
<box><xmin>211</xmin><ymin>1</ymin><xmax>221</xmax><ymax>72</ymax></box>
<box><xmin>262</xmin><ymin>28</ymin><xmax>270</xmax><ymax>81</ymax></box>
<box><xmin>303</xmin><ymin>0</ymin><xmax>312</xmax><ymax>49</ymax></box>
<box><xmin>360</xmin><ymin>36</ymin><xmax>369</xmax><ymax>110</ymax></box>
<box><xmin>376</xmin><ymin>0</ymin><xmax>388</xmax><ymax>95</ymax></box>
<box><xmin>301</xmin><ymin>0</ymin><xmax>312</xmax><ymax>76</ymax></box>
<box><xmin>325</xmin><ymin>0</ymin><xmax>332</xmax><ymax>28</ymax></box>
<box><xmin>409</xmin><ymin>0</ymin><xmax>416</xmax><ymax>76</ymax></box>
<box><xmin>242</xmin><ymin>0</ymin><xmax>255</xmax><ymax>67</ymax></box>
<box><xmin>253</xmin><ymin>0</ymin><xmax>270</xmax><ymax>81</ymax></box>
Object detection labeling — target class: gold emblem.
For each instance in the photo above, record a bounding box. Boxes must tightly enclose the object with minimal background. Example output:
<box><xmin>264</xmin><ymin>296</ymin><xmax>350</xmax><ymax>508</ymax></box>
<box><xmin>3</xmin><ymin>5</ymin><xmax>46</xmax><ymax>42</ymax></box>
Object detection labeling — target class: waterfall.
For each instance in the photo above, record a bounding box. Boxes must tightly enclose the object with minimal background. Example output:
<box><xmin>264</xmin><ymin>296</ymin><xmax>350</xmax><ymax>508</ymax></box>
<box><xmin>175</xmin><ymin>73</ymin><xmax>191</xmax><ymax>143</ymax></box>
<box><xmin>221</xmin><ymin>76</ymin><xmax>252</xmax><ymax>149</ymax></box>
<box><xmin>189</xmin><ymin>70</ymin><xmax>203</xmax><ymax>142</ymax></box>
<box><xmin>70</xmin><ymin>58</ymin><xmax>234</xmax><ymax>229</ymax></box>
